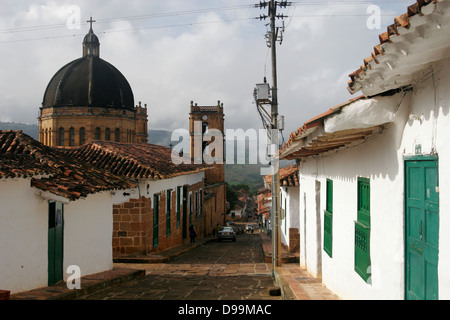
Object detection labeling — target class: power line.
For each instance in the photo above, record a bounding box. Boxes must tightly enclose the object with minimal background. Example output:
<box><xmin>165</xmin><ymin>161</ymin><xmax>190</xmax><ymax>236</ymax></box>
<box><xmin>292</xmin><ymin>0</ymin><xmax>412</xmax><ymax>4</ymax></box>
<box><xmin>0</xmin><ymin>2</ymin><xmax>407</xmax><ymax>44</ymax></box>
<box><xmin>0</xmin><ymin>1</ymin><xmax>410</xmax><ymax>34</ymax></box>
<box><xmin>0</xmin><ymin>17</ymin><xmax>256</xmax><ymax>44</ymax></box>
<box><xmin>0</xmin><ymin>4</ymin><xmax>254</xmax><ymax>34</ymax></box>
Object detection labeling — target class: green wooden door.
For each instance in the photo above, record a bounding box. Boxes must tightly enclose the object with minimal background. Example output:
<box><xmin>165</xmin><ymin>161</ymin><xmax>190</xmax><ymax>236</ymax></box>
<box><xmin>405</xmin><ymin>159</ymin><xmax>439</xmax><ymax>300</ymax></box>
<box><xmin>48</xmin><ymin>202</ymin><xmax>64</xmax><ymax>286</ymax></box>
<box><xmin>355</xmin><ymin>178</ymin><xmax>371</xmax><ymax>282</ymax></box>
<box><xmin>182</xmin><ymin>187</ymin><xmax>188</xmax><ymax>239</ymax></box>
<box><xmin>153</xmin><ymin>195</ymin><xmax>159</xmax><ymax>248</ymax></box>
<box><xmin>324</xmin><ymin>179</ymin><xmax>333</xmax><ymax>257</ymax></box>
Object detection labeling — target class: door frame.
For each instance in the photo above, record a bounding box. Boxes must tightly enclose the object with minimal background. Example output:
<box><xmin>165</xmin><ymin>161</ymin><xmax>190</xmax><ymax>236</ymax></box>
<box><xmin>48</xmin><ymin>201</ymin><xmax>64</xmax><ymax>286</ymax></box>
<box><xmin>404</xmin><ymin>155</ymin><xmax>439</xmax><ymax>300</ymax></box>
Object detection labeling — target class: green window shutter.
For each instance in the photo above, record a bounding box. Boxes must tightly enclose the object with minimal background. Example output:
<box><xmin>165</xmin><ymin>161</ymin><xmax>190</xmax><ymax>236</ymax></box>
<box><xmin>166</xmin><ymin>190</ymin><xmax>171</xmax><ymax>236</ymax></box>
<box><xmin>189</xmin><ymin>194</ymin><xmax>192</xmax><ymax>225</ymax></box>
<box><xmin>284</xmin><ymin>198</ymin><xmax>287</xmax><ymax>235</ymax></box>
<box><xmin>357</xmin><ymin>177</ymin><xmax>370</xmax><ymax>226</ymax></box>
<box><xmin>326</xmin><ymin>179</ymin><xmax>333</xmax><ymax>213</ymax></box>
<box><xmin>199</xmin><ymin>190</ymin><xmax>203</xmax><ymax>217</ymax></box>
<box><xmin>355</xmin><ymin>221</ymin><xmax>371</xmax><ymax>282</ymax></box>
<box><xmin>355</xmin><ymin>177</ymin><xmax>371</xmax><ymax>282</ymax></box>
<box><xmin>324</xmin><ymin>179</ymin><xmax>333</xmax><ymax>257</ymax></box>
<box><xmin>153</xmin><ymin>195</ymin><xmax>159</xmax><ymax>248</ymax></box>
<box><xmin>176</xmin><ymin>187</ymin><xmax>181</xmax><ymax>228</ymax></box>
<box><xmin>195</xmin><ymin>192</ymin><xmax>198</xmax><ymax>224</ymax></box>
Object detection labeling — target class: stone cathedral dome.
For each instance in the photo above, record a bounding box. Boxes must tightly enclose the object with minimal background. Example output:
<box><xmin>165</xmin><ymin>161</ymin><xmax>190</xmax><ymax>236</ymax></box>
<box><xmin>42</xmin><ymin>20</ymin><xmax>134</xmax><ymax>110</ymax></box>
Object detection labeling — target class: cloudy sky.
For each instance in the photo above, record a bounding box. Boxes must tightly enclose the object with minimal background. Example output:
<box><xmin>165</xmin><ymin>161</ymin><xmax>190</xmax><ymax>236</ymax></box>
<box><xmin>0</xmin><ymin>0</ymin><xmax>411</xmax><ymax>137</ymax></box>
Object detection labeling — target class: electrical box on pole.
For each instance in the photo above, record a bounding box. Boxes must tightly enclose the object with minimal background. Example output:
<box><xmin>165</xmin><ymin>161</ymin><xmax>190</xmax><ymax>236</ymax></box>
<box><xmin>255</xmin><ymin>83</ymin><xmax>271</xmax><ymax>103</ymax></box>
<box><xmin>256</xmin><ymin>83</ymin><xmax>271</xmax><ymax>100</ymax></box>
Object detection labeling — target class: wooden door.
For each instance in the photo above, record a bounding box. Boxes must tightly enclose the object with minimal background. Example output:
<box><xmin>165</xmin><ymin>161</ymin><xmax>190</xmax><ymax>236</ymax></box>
<box><xmin>48</xmin><ymin>202</ymin><xmax>63</xmax><ymax>286</ymax></box>
<box><xmin>405</xmin><ymin>159</ymin><xmax>439</xmax><ymax>300</ymax></box>
<box><xmin>153</xmin><ymin>195</ymin><xmax>159</xmax><ymax>248</ymax></box>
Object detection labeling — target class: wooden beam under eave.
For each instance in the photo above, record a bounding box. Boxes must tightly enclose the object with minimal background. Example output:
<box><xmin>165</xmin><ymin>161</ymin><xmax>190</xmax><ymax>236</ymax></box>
<box><xmin>312</xmin><ymin>136</ymin><xmax>367</xmax><ymax>147</ymax></box>
<box><xmin>314</xmin><ymin>131</ymin><xmax>368</xmax><ymax>143</ymax></box>
<box><xmin>324</xmin><ymin>126</ymin><xmax>384</xmax><ymax>138</ymax></box>
<box><xmin>305</xmin><ymin>143</ymin><xmax>347</xmax><ymax>151</ymax></box>
<box><xmin>285</xmin><ymin>145</ymin><xmax>343</xmax><ymax>159</ymax></box>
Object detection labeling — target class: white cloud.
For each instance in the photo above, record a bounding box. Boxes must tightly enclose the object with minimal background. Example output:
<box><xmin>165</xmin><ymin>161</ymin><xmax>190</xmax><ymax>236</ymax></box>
<box><xmin>0</xmin><ymin>0</ymin><xmax>408</xmax><ymax>136</ymax></box>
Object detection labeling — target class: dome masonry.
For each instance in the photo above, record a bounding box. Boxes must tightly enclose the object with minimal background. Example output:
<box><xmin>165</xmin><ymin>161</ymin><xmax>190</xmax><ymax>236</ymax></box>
<box><xmin>42</xmin><ymin>17</ymin><xmax>134</xmax><ymax>110</ymax></box>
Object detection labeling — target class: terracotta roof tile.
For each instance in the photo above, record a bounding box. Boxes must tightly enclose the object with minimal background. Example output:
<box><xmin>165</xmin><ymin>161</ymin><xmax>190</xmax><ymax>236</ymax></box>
<box><xmin>0</xmin><ymin>130</ymin><xmax>135</xmax><ymax>200</ymax></box>
<box><xmin>348</xmin><ymin>0</ymin><xmax>438</xmax><ymax>92</ymax></box>
<box><xmin>264</xmin><ymin>164</ymin><xmax>299</xmax><ymax>187</ymax></box>
<box><xmin>67</xmin><ymin>141</ymin><xmax>211</xmax><ymax>180</ymax></box>
<box><xmin>279</xmin><ymin>96</ymin><xmax>365</xmax><ymax>156</ymax></box>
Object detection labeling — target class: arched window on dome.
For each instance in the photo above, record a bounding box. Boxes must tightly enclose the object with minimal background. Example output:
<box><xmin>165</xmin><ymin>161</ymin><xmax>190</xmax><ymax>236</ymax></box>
<box><xmin>58</xmin><ymin>128</ymin><xmax>65</xmax><ymax>147</ymax></box>
<box><xmin>80</xmin><ymin>127</ymin><xmax>86</xmax><ymax>145</ymax></box>
<box><xmin>69</xmin><ymin>127</ymin><xmax>75</xmax><ymax>146</ymax></box>
<box><xmin>115</xmin><ymin>129</ymin><xmax>120</xmax><ymax>142</ymax></box>
<box><xmin>95</xmin><ymin>127</ymin><xmax>101</xmax><ymax>140</ymax></box>
<box><xmin>105</xmin><ymin>128</ymin><xmax>111</xmax><ymax>141</ymax></box>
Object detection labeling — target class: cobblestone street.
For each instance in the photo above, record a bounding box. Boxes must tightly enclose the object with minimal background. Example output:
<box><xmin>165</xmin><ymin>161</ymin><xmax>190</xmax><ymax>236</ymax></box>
<box><xmin>77</xmin><ymin>233</ymin><xmax>282</xmax><ymax>300</ymax></box>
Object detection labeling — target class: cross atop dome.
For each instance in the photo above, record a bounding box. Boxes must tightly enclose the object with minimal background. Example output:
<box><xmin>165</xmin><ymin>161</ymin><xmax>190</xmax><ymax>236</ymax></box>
<box><xmin>82</xmin><ymin>16</ymin><xmax>100</xmax><ymax>57</ymax></box>
<box><xmin>87</xmin><ymin>16</ymin><xmax>96</xmax><ymax>31</ymax></box>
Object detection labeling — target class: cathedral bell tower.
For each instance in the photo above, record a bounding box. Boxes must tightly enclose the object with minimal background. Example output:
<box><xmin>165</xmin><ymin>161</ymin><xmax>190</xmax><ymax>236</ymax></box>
<box><xmin>189</xmin><ymin>101</ymin><xmax>225</xmax><ymax>184</ymax></box>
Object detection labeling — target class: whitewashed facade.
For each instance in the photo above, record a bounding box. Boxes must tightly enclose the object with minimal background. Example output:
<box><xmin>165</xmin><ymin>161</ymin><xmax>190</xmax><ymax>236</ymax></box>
<box><xmin>280</xmin><ymin>182</ymin><xmax>300</xmax><ymax>249</ymax></box>
<box><xmin>0</xmin><ymin>169</ymin><xmax>206</xmax><ymax>295</ymax></box>
<box><xmin>0</xmin><ymin>178</ymin><xmax>116</xmax><ymax>294</ymax></box>
<box><xmin>280</xmin><ymin>0</ymin><xmax>450</xmax><ymax>299</ymax></box>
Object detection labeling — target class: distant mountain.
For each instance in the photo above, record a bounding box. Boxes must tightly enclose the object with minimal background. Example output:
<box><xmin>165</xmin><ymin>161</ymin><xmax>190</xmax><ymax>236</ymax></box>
<box><xmin>0</xmin><ymin>121</ymin><xmax>173</xmax><ymax>147</ymax></box>
<box><xmin>0</xmin><ymin>122</ymin><xmax>39</xmax><ymax>140</ymax></box>
<box><xmin>148</xmin><ymin>129</ymin><xmax>173</xmax><ymax>148</ymax></box>
<box><xmin>1</xmin><ymin>122</ymin><xmax>293</xmax><ymax>191</ymax></box>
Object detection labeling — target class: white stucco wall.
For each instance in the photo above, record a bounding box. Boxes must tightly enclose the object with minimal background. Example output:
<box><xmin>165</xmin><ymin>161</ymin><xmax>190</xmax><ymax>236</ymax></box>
<box><xmin>111</xmin><ymin>172</ymin><xmax>205</xmax><ymax>206</ymax></box>
<box><xmin>280</xmin><ymin>186</ymin><xmax>299</xmax><ymax>247</ymax></box>
<box><xmin>401</xmin><ymin>61</ymin><xmax>450</xmax><ymax>299</ymax></box>
<box><xmin>63</xmin><ymin>192</ymin><xmax>114</xmax><ymax>280</ymax></box>
<box><xmin>297</xmin><ymin>59</ymin><xmax>450</xmax><ymax>299</ymax></box>
<box><xmin>0</xmin><ymin>178</ymin><xmax>117</xmax><ymax>294</ymax></box>
<box><xmin>0</xmin><ymin>178</ymin><xmax>49</xmax><ymax>294</ymax></box>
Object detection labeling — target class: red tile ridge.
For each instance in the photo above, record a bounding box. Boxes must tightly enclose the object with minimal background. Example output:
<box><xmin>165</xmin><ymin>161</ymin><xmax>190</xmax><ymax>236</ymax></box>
<box><xmin>348</xmin><ymin>0</ymin><xmax>438</xmax><ymax>93</ymax></box>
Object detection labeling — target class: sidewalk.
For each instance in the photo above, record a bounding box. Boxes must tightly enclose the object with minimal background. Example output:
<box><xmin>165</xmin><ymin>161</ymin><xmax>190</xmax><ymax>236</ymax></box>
<box><xmin>9</xmin><ymin>233</ymin><xmax>340</xmax><ymax>300</ymax></box>
<box><xmin>9</xmin><ymin>268</ymin><xmax>146</xmax><ymax>300</ymax></box>
<box><xmin>259</xmin><ymin>232</ymin><xmax>340</xmax><ymax>300</ymax></box>
<box><xmin>113</xmin><ymin>235</ymin><xmax>216</xmax><ymax>264</ymax></box>
<box><xmin>9</xmin><ymin>236</ymin><xmax>215</xmax><ymax>300</ymax></box>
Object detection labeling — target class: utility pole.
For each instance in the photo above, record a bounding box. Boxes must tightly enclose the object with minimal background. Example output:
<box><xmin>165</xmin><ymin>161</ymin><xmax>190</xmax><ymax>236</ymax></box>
<box><xmin>255</xmin><ymin>0</ymin><xmax>291</xmax><ymax>271</ymax></box>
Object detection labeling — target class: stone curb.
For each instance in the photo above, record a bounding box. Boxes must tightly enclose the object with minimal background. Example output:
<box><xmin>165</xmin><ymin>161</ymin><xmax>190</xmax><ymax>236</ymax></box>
<box><xmin>273</xmin><ymin>267</ymin><xmax>298</xmax><ymax>300</ymax></box>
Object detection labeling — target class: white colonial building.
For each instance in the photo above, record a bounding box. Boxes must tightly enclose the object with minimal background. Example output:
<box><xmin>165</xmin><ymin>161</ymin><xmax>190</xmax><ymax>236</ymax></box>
<box><xmin>0</xmin><ymin>131</ymin><xmax>136</xmax><ymax>294</ymax></box>
<box><xmin>280</xmin><ymin>0</ymin><xmax>450</xmax><ymax>300</ymax></box>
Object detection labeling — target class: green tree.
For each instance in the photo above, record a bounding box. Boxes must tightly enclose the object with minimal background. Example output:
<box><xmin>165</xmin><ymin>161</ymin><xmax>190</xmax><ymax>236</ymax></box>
<box><xmin>226</xmin><ymin>183</ymin><xmax>238</xmax><ymax>214</ymax></box>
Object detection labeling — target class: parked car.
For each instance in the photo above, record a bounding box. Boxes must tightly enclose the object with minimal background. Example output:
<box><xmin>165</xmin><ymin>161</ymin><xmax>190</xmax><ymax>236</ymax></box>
<box><xmin>218</xmin><ymin>226</ymin><xmax>236</xmax><ymax>242</ymax></box>
<box><xmin>245</xmin><ymin>224</ymin><xmax>254</xmax><ymax>232</ymax></box>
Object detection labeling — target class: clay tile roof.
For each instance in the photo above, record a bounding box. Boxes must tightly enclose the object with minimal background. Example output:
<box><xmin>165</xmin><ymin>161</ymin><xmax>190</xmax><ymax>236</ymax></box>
<box><xmin>264</xmin><ymin>163</ymin><xmax>299</xmax><ymax>187</ymax></box>
<box><xmin>67</xmin><ymin>141</ymin><xmax>211</xmax><ymax>180</ymax></box>
<box><xmin>257</xmin><ymin>187</ymin><xmax>271</xmax><ymax>216</ymax></box>
<box><xmin>347</xmin><ymin>0</ymin><xmax>438</xmax><ymax>93</ymax></box>
<box><xmin>279</xmin><ymin>95</ymin><xmax>365</xmax><ymax>156</ymax></box>
<box><xmin>0</xmin><ymin>130</ymin><xmax>135</xmax><ymax>200</ymax></box>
